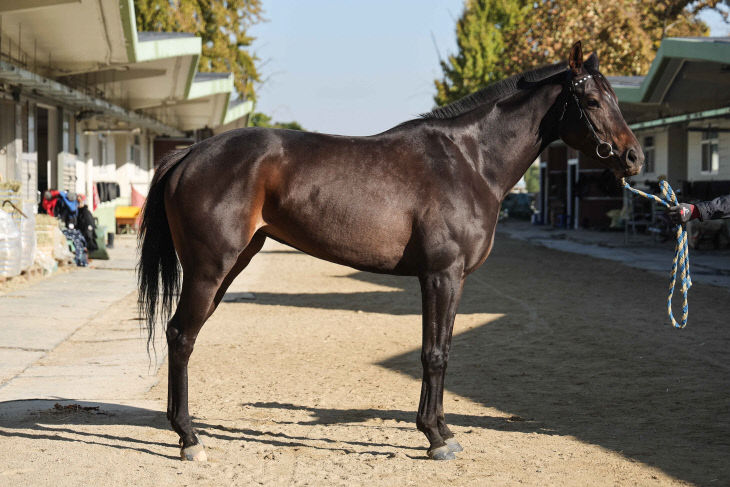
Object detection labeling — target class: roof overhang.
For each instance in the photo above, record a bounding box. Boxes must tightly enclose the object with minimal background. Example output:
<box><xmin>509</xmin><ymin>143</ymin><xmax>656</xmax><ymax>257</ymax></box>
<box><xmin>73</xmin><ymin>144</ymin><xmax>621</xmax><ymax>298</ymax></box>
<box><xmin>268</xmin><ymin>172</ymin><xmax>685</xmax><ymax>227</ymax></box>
<box><xmin>142</xmin><ymin>73</ymin><xmax>234</xmax><ymax>130</ymax></box>
<box><xmin>0</xmin><ymin>0</ymin><xmax>249</xmax><ymax>134</ymax></box>
<box><xmin>0</xmin><ymin>60</ymin><xmax>183</xmax><ymax>136</ymax></box>
<box><xmin>611</xmin><ymin>37</ymin><xmax>730</xmax><ymax>124</ymax></box>
<box><xmin>0</xmin><ymin>0</ymin><xmax>129</xmax><ymax>76</ymax></box>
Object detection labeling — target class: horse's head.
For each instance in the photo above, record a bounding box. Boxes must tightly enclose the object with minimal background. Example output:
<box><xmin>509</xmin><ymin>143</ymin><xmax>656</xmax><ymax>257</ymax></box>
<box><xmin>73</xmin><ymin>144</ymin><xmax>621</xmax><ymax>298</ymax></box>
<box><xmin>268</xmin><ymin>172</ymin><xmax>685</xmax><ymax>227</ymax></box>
<box><xmin>558</xmin><ymin>41</ymin><xmax>643</xmax><ymax>177</ymax></box>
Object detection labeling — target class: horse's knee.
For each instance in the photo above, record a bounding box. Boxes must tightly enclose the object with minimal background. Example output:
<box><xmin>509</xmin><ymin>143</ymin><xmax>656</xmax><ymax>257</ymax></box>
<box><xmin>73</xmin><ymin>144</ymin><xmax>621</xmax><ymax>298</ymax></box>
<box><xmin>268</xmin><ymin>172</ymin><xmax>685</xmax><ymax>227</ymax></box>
<box><xmin>421</xmin><ymin>348</ymin><xmax>447</xmax><ymax>374</ymax></box>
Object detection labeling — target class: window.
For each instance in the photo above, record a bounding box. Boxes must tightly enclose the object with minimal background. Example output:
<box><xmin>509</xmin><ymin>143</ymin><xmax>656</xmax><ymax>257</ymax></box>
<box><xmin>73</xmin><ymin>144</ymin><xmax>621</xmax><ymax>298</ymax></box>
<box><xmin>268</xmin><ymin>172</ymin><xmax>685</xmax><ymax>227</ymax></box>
<box><xmin>129</xmin><ymin>134</ymin><xmax>141</xmax><ymax>165</ymax></box>
<box><xmin>22</xmin><ymin>102</ymin><xmax>35</xmax><ymax>153</ymax></box>
<box><xmin>96</xmin><ymin>134</ymin><xmax>107</xmax><ymax>167</ymax></box>
<box><xmin>642</xmin><ymin>136</ymin><xmax>655</xmax><ymax>174</ymax></box>
<box><xmin>701</xmin><ymin>131</ymin><xmax>719</xmax><ymax>174</ymax></box>
<box><xmin>62</xmin><ymin>113</ymin><xmax>70</xmax><ymax>153</ymax></box>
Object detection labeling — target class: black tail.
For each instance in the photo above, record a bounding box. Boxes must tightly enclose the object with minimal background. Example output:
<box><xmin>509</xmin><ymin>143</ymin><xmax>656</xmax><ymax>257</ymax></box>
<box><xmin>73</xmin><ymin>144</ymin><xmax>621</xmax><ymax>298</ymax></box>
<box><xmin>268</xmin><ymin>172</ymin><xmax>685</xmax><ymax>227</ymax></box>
<box><xmin>138</xmin><ymin>148</ymin><xmax>191</xmax><ymax>353</ymax></box>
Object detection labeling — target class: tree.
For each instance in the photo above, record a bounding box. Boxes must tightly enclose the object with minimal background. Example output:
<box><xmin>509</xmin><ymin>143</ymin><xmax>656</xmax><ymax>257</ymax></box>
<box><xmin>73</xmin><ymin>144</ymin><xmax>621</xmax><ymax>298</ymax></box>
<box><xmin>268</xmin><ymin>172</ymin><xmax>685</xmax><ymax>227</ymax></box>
<box><xmin>523</xmin><ymin>164</ymin><xmax>540</xmax><ymax>193</ymax></box>
<box><xmin>249</xmin><ymin>112</ymin><xmax>304</xmax><ymax>130</ymax></box>
<box><xmin>134</xmin><ymin>0</ymin><xmax>263</xmax><ymax>101</ymax></box>
<box><xmin>435</xmin><ymin>0</ymin><xmax>727</xmax><ymax>106</ymax></box>
<box><xmin>434</xmin><ymin>0</ymin><xmax>529</xmax><ymax>107</ymax></box>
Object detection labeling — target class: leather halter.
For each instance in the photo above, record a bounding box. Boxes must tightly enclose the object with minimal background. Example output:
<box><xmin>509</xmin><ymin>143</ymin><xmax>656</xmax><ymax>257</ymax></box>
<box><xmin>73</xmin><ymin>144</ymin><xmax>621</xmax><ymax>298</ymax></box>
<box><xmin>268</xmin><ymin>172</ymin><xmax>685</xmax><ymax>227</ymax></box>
<box><xmin>560</xmin><ymin>72</ymin><xmax>617</xmax><ymax>160</ymax></box>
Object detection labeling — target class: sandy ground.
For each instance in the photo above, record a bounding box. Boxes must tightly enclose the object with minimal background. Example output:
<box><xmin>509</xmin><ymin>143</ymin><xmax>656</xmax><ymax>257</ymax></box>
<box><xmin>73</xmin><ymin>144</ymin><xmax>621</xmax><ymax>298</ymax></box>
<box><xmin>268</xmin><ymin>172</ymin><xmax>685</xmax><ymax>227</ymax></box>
<box><xmin>0</xmin><ymin>234</ymin><xmax>728</xmax><ymax>486</ymax></box>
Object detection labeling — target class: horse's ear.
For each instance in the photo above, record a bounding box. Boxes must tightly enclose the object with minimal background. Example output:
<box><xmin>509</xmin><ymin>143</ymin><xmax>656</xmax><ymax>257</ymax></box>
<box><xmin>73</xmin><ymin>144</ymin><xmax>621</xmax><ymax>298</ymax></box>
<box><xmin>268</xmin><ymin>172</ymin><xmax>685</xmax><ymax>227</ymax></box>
<box><xmin>569</xmin><ymin>41</ymin><xmax>584</xmax><ymax>74</ymax></box>
<box><xmin>584</xmin><ymin>52</ymin><xmax>599</xmax><ymax>71</ymax></box>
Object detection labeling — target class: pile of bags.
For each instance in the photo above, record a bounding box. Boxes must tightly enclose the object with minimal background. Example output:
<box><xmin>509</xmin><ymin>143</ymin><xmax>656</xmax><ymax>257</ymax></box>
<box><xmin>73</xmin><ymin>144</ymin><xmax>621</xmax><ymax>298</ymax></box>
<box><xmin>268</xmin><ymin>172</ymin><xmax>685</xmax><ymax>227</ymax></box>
<box><xmin>0</xmin><ymin>201</ymin><xmax>38</xmax><ymax>278</ymax></box>
<box><xmin>0</xmin><ymin>209</ymin><xmax>21</xmax><ymax>278</ymax></box>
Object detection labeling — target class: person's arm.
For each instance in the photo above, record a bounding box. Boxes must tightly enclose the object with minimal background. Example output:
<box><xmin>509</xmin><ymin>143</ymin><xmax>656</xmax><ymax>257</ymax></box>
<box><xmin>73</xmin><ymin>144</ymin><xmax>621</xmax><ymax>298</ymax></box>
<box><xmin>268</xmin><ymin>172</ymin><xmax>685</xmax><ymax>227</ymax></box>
<box><xmin>695</xmin><ymin>194</ymin><xmax>730</xmax><ymax>221</ymax></box>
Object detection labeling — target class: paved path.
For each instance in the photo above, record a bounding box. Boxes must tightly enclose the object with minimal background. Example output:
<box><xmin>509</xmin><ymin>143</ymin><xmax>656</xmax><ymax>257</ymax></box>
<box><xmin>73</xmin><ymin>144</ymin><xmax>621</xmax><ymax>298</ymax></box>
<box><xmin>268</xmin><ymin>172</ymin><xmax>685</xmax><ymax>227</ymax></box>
<box><xmin>499</xmin><ymin>221</ymin><xmax>730</xmax><ymax>290</ymax></box>
<box><xmin>0</xmin><ymin>236</ymin><xmax>164</xmax><ymax>402</ymax></box>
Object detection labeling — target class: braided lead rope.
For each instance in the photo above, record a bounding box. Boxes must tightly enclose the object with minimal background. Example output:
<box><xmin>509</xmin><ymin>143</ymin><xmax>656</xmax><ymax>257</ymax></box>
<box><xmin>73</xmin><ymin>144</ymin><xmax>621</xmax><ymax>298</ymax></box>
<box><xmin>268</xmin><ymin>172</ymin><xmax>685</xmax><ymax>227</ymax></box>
<box><xmin>621</xmin><ymin>178</ymin><xmax>691</xmax><ymax>328</ymax></box>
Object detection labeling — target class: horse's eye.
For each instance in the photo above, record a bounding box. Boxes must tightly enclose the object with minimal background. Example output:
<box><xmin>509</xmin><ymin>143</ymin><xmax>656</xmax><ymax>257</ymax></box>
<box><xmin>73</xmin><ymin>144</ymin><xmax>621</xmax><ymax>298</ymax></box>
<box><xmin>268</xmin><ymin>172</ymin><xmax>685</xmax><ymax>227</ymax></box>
<box><xmin>586</xmin><ymin>98</ymin><xmax>600</xmax><ymax>108</ymax></box>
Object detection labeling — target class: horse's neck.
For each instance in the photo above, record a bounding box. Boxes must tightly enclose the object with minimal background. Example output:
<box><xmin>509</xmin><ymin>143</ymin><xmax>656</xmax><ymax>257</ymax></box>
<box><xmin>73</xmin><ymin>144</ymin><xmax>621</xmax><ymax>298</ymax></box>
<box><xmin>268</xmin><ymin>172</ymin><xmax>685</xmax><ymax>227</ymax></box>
<box><xmin>471</xmin><ymin>83</ymin><xmax>563</xmax><ymax>200</ymax></box>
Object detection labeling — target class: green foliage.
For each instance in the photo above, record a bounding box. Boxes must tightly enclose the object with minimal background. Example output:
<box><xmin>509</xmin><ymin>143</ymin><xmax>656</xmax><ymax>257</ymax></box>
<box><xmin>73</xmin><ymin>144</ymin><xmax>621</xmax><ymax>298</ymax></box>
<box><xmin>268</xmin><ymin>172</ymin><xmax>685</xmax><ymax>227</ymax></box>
<box><xmin>523</xmin><ymin>164</ymin><xmax>540</xmax><ymax>194</ymax></box>
<box><xmin>134</xmin><ymin>0</ymin><xmax>263</xmax><ymax>101</ymax></box>
<box><xmin>434</xmin><ymin>0</ymin><xmax>529</xmax><ymax>107</ymax></box>
<box><xmin>249</xmin><ymin>112</ymin><xmax>304</xmax><ymax>131</ymax></box>
<box><xmin>435</xmin><ymin>0</ymin><xmax>726</xmax><ymax>106</ymax></box>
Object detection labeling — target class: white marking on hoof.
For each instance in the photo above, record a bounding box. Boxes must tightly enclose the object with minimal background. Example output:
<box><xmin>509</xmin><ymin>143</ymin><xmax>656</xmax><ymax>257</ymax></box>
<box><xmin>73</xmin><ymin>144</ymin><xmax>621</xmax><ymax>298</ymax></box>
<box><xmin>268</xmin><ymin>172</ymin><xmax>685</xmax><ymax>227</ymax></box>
<box><xmin>180</xmin><ymin>443</ymin><xmax>207</xmax><ymax>461</ymax></box>
<box><xmin>427</xmin><ymin>445</ymin><xmax>456</xmax><ymax>460</ymax></box>
<box><xmin>445</xmin><ymin>438</ymin><xmax>463</xmax><ymax>453</ymax></box>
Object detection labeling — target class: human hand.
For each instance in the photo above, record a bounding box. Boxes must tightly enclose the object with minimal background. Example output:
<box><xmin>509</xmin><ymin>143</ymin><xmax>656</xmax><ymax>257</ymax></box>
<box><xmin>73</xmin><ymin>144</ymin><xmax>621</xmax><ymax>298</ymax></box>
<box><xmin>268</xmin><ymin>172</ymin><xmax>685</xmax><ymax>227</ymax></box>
<box><xmin>666</xmin><ymin>203</ymin><xmax>695</xmax><ymax>225</ymax></box>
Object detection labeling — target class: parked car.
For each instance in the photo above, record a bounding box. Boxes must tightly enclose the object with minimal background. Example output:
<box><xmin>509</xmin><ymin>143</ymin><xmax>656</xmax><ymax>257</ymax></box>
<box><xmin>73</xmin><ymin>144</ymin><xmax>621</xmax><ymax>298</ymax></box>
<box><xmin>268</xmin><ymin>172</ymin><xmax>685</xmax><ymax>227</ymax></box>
<box><xmin>501</xmin><ymin>193</ymin><xmax>536</xmax><ymax>220</ymax></box>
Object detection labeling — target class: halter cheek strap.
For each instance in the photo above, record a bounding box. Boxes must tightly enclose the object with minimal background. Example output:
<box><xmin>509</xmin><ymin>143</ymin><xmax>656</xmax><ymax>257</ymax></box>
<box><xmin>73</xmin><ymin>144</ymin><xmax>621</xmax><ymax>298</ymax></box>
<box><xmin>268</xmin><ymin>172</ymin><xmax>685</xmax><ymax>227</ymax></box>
<box><xmin>560</xmin><ymin>73</ymin><xmax>618</xmax><ymax>160</ymax></box>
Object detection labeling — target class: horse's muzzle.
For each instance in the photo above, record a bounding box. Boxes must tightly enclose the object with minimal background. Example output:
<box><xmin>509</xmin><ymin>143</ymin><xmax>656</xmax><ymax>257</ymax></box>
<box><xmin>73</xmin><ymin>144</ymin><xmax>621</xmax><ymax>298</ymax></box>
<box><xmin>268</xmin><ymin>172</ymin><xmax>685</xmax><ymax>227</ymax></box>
<box><xmin>622</xmin><ymin>147</ymin><xmax>644</xmax><ymax>176</ymax></box>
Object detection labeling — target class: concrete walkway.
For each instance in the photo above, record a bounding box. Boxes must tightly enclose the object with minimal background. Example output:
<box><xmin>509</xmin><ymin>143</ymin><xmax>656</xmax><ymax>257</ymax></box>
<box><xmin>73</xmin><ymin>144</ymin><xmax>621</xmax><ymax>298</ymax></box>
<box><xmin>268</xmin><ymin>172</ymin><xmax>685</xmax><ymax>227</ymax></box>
<box><xmin>498</xmin><ymin>221</ymin><xmax>730</xmax><ymax>290</ymax></box>
<box><xmin>0</xmin><ymin>235</ymin><xmax>164</xmax><ymax>402</ymax></box>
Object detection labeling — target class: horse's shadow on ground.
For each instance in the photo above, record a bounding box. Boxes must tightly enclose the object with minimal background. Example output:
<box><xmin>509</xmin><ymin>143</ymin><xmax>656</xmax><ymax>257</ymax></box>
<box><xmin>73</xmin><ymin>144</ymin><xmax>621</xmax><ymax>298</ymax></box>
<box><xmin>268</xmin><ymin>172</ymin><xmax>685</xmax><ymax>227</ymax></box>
<box><xmin>0</xmin><ymin>399</ymin><xmax>534</xmax><ymax>461</ymax></box>
<box><xmin>232</xmin><ymin>241</ymin><xmax>730</xmax><ymax>486</ymax></box>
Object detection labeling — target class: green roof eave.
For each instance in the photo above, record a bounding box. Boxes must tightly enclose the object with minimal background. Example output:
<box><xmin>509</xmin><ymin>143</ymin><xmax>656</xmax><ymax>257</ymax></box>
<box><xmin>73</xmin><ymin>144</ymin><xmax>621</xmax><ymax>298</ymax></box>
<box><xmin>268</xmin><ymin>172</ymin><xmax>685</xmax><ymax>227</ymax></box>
<box><xmin>187</xmin><ymin>74</ymin><xmax>234</xmax><ymax>99</ymax></box>
<box><xmin>118</xmin><ymin>0</ymin><xmax>200</xmax><ymax>98</ymax></box>
<box><xmin>614</xmin><ymin>85</ymin><xmax>642</xmax><ymax>103</ymax></box>
<box><xmin>628</xmin><ymin>106</ymin><xmax>730</xmax><ymax>131</ymax></box>
<box><xmin>119</xmin><ymin>0</ymin><xmax>138</xmax><ymax>64</ymax></box>
<box><xmin>615</xmin><ymin>37</ymin><xmax>730</xmax><ymax>105</ymax></box>
<box><xmin>223</xmin><ymin>100</ymin><xmax>254</xmax><ymax>125</ymax></box>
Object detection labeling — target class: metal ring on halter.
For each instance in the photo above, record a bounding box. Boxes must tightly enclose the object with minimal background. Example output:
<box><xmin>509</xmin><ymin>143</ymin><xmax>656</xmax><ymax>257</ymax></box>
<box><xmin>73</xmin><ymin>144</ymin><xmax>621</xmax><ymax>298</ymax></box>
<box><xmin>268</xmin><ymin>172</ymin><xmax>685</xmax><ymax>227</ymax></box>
<box><xmin>596</xmin><ymin>141</ymin><xmax>613</xmax><ymax>159</ymax></box>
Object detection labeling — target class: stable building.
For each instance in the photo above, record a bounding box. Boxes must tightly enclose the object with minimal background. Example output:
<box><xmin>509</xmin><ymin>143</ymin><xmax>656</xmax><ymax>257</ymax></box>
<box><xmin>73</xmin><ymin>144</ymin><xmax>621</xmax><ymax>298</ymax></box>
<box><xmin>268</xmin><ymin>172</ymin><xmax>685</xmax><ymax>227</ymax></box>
<box><xmin>538</xmin><ymin>37</ymin><xmax>730</xmax><ymax>229</ymax></box>
<box><xmin>0</xmin><ymin>0</ymin><xmax>253</xmax><ymax>229</ymax></box>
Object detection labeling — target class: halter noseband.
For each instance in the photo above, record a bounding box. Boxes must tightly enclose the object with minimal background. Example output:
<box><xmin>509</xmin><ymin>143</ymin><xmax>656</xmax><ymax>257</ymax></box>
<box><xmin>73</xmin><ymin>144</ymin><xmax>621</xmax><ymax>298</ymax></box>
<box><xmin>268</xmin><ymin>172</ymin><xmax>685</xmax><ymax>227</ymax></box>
<box><xmin>560</xmin><ymin>72</ymin><xmax>617</xmax><ymax>160</ymax></box>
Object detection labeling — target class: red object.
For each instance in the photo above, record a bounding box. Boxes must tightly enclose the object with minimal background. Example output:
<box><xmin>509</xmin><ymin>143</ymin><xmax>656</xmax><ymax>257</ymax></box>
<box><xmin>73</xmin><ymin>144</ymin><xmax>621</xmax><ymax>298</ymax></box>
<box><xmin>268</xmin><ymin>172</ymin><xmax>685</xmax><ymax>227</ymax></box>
<box><xmin>42</xmin><ymin>189</ymin><xmax>60</xmax><ymax>216</ymax></box>
<box><xmin>690</xmin><ymin>204</ymin><xmax>700</xmax><ymax>220</ymax></box>
<box><xmin>131</xmin><ymin>184</ymin><xmax>146</xmax><ymax>208</ymax></box>
<box><xmin>131</xmin><ymin>184</ymin><xmax>146</xmax><ymax>229</ymax></box>
<box><xmin>92</xmin><ymin>184</ymin><xmax>100</xmax><ymax>211</ymax></box>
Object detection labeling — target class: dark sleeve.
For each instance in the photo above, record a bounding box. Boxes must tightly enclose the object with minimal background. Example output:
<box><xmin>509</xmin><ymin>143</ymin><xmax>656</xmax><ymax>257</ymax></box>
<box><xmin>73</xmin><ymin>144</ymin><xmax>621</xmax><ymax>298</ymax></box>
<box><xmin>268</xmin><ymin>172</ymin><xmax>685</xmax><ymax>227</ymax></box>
<box><xmin>696</xmin><ymin>194</ymin><xmax>730</xmax><ymax>221</ymax></box>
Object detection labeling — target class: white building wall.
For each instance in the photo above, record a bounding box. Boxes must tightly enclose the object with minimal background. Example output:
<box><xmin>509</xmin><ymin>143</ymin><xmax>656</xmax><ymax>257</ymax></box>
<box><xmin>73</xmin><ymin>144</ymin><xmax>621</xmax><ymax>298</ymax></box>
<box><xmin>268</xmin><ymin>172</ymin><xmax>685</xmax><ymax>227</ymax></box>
<box><xmin>633</xmin><ymin>128</ymin><xmax>668</xmax><ymax>184</ymax></box>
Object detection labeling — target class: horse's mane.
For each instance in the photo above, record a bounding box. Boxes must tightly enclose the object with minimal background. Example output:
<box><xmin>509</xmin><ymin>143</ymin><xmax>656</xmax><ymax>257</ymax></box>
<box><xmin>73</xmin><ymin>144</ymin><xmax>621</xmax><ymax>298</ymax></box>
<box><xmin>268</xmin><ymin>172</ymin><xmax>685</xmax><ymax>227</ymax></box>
<box><xmin>422</xmin><ymin>62</ymin><xmax>570</xmax><ymax>120</ymax></box>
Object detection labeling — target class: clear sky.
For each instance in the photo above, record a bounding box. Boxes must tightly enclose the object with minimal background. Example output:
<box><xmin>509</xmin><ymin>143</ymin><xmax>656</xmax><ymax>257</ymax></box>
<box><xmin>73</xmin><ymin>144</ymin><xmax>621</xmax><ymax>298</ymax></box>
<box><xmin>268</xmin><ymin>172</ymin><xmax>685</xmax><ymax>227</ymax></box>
<box><xmin>250</xmin><ymin>2</ymin><xmax>729</xmax><ymax>136</ymax></box>
<box><xmin>250</xmin><ymin>0</ymin><xmax>463</xmax><ymax>135</ymax></box>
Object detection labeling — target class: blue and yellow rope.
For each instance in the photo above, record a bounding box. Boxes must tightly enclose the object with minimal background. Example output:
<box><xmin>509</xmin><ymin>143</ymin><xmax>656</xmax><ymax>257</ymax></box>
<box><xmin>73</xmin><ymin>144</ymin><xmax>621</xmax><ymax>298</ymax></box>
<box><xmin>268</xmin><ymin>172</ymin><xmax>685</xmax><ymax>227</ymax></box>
<box><xmin>621</xmin><ymin>178</ymin><xmax>691</xmax><ymax>328</ymax></box>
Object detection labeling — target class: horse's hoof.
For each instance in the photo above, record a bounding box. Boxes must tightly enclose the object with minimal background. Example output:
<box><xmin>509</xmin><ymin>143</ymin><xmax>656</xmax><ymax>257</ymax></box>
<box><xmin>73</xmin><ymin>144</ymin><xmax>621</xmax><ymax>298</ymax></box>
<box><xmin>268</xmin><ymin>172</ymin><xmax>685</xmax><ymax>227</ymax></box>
<box><xmin>445</xmin><ymin>438</ymin><xmax>463</xmax><ymax>453</ymax></box>
<box><xmin>180</xmin><ymin>443</ymin><xmax>207</xmax><ymax>461</ymax></box>
<box><xmin>427</xmin><ymin>445</ymin><xmax>456</xmax><ymax>460</ymax></box>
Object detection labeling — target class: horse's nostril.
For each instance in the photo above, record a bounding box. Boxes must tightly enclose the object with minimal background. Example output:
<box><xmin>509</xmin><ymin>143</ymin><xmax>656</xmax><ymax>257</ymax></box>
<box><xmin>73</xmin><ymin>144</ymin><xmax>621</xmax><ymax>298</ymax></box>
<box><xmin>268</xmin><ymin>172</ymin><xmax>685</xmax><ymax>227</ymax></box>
<box><xmin>627</xmin><ymin>149</ymin><xmax>637</xmax><ymax>164</ymax></box>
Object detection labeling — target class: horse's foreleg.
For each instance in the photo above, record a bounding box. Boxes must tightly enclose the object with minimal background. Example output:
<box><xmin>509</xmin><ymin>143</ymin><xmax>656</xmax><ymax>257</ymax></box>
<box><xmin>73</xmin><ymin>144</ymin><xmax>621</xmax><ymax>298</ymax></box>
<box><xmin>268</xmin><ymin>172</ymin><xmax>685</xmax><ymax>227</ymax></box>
<box><xmin>416</xmin><ymin>264</ymin><xmax>464</xmax><ymax>460</ymax></box>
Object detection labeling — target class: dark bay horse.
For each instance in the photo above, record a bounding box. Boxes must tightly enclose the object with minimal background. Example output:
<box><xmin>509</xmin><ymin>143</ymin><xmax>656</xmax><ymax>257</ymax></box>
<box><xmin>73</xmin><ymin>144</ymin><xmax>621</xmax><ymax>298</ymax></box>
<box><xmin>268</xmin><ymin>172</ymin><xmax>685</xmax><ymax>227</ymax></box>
<box><xmin>139</xmin><ymin>42</ymin><xmax>643</xmax><ymax>462</ymax></box>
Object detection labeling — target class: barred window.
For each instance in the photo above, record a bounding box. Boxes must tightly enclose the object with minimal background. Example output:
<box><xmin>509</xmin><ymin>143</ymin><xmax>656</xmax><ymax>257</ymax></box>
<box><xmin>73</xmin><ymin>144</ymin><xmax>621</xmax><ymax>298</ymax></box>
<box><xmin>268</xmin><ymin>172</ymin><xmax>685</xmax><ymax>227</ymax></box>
<box><xmin>700</xmin><ymin>131</ymin><xmax>719</xmax><ymax>174</ymax></box>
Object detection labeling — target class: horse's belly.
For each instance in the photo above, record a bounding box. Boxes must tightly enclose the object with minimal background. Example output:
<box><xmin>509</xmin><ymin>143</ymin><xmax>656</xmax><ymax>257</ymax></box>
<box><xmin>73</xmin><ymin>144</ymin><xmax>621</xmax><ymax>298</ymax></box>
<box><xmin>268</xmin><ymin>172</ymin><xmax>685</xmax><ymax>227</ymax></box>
<box><xmin>262</xmin><ymin>198</ymin><xmax>414</xmax><ymax>273</ymax></box>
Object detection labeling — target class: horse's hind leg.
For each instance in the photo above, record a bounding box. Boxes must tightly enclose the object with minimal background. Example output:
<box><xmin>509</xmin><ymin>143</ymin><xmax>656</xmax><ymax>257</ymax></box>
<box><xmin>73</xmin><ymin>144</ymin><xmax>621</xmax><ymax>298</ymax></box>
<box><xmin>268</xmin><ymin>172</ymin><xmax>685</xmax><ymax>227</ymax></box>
<box><xmin>165</xmin><ymin>271</ymin><xmax>221</xmax><ymax>461</ymax></box>
<box><xmin>166</xmin><ymin>230</ymin><xmax>266</xmax><ymax>461</ymax></box>
<box><xmin>417</xmin><ymin>263</ymin><xmax>465</xmax><ymax>460</ymax></box>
